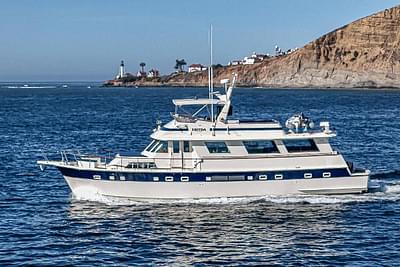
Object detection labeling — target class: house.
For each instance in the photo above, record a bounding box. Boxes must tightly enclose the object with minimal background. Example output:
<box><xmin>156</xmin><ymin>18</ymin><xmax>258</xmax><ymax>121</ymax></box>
<box><xmin>242</xmin><ymin>52</ymin><xmax>269</xmax><ymax>65</ymax></box>
<box><xmin>251</xmin><ymin>52</ymin><xmax>269</xmax><ymax>61</ymax></box>
<box><xmin>243</xmin><ymin>56</ymin><xmax>256</xmax><ymax>65</ymax></box>
<box><xmin>137</xmin><ymin>71</ymin><xmax>147</xmax><ymax>77</ymax></box>
<box><xmin>228</xmin><ymin>60</ymin><xmax>243</xmax><ymax>66</ymax></box>
<box><xmin>188</xmin><ymin>64</ymin><xmax>207</xmax><ymax>73</ymax></box>
<box><xmin>147</xmin><ymin>69</ymin><xmax>160</xmax><ymax>78</ymax></box>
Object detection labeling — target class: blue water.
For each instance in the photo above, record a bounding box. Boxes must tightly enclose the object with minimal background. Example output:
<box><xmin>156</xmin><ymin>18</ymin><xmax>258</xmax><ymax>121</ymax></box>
<box><xmin>1</xmin><ymin>83</ymin><xmax>400</xmax><ymax>265</ymax></box>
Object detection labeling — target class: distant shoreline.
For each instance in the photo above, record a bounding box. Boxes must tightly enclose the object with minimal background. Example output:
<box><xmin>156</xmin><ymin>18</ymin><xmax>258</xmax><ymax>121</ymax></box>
<box><xmin>103</xmin><ymin>81</ymin><xmax>400</xmax><ymax>90</ymax></box>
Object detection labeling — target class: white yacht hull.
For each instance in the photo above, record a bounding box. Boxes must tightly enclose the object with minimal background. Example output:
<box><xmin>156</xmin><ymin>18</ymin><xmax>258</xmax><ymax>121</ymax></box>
<box><xmin>64</xmin><ymin>174</ymin><xmax>369</xmax><ymax>199</ymax></box>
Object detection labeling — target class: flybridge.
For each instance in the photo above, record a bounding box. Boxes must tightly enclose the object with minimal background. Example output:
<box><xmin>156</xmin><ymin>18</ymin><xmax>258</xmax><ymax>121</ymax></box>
<box><xmin>172</xmin><ymin>74</ymin><xmax>237</xmax><ymax>124</ymax></box>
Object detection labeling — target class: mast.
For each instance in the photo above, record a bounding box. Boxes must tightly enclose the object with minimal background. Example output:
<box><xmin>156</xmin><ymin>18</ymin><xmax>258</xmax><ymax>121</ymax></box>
<box><xmin>208</xmin><ymin>25</ymin><xmax>214</xmax><ymax>123</ymax></box>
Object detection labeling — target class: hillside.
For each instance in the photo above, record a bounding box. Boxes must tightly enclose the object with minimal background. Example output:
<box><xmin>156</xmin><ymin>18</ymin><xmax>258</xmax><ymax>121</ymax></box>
<box><xmin>106</xmin><ymin>5</ymin><xmax>400</xmax><ymax>88</ymax></box>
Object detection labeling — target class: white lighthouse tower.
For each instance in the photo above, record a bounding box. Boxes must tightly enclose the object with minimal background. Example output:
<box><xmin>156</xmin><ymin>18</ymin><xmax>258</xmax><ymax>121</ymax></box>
<box><xmin>116</xmin><ymin>60</ymin><xmax>126</xmax><ymax>79</ymax></box>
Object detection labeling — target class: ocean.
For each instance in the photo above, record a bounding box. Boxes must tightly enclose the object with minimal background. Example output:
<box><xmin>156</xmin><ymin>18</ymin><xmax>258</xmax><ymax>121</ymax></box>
<box><xmin>0</xmin><ymin>83</ymin><xmax>399</xmax><ymax>266</ymax></box>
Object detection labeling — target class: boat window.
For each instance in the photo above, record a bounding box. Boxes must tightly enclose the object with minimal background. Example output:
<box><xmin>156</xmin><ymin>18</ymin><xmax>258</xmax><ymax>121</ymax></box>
<box><xmin>258</xmin><ymin>174</ymin><xmax>268</xmax><ymax>180</ymax></box>
<box><xmin>304</xmin><ymin>173</ymin><xmax>312</xmax><ymax>179</ymax></box>
<box><xmin>211</xmin><ymin>175</ymin><xmax>228</xmax><ymax>181</ymax></box>
<box><xmin>165</xmin><ymin>176</ymin><xmax>174</xmax><ymax>182</ymax></box>
<box><xmin>183</xmin><ymin>141</ymin><xmax>192</xmax><ymax>152</ymax></box>
<box><xmin>145</xmin><ymin>140</ymin><xmax>157</xmax><ymax>152</ymax></box>
<box><xmin>229</xmin><ymin>175</ymin><xmax>245</xmax><ymax>181</ymax></box>
<box><xmin>173</xmin><ymin>141</ymin><xmax>180</xmax><ymax>153</ymax></box>
<box><xmin>149</xmin><ymin>141</ymin><xmax>161</xmax><ymax>152</ymax></box>
<box><xmin>323</xmin><ymin>172</ymin><xmax>331</xmax><ymax>178</ymax></box>
<box><xmin>154</xmin><ymin>141</ymin><xmax>168</xmax><ymax>153</ymax></box>
<box><xmin>283</xmin><ymin>139</ymin><xmax>319</xmax><ymax>153</ymax></box>
<box><xmin>243</xmin><ymin>141</ymin><xmax>279</xmax><ymax>154</ymax></box>
<box><xmin>205</xmin><ymin>142</ymin><xmax>230</xmax><ymax>153</ymax></box>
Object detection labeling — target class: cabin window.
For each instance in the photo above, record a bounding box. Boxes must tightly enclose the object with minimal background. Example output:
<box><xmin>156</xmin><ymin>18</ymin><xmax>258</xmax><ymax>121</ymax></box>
<box><xmin>165</xmin><ymin>176</ymin><xmax>174</xmax><ymax>182</ymax></box>
<box><xmin>323</xmin><ymin>172</ymin><xmax>331</xmax><ymax>178</ymax></box>
<box><xmin>183</xmin><ymin>141</ymin><xmax>192</xmax><ymax>152</ymax></box>
<box><xmin>243</xmin><ymin>141</ymin><xmax>279</xmax><ymax>154</ymax></box>
<box><xmin>181</xmin><ymin>176</ymin><xmax>189</xmax><ymax>182</ymax></box>
<box><xmin>173</xmin><ymin>141</ymin><xmax>180</xmax><ymax>153</ymax></box>
<box><xmin>211</xmin><ymin>175</ymin><xmax>228</xmax><ymax>181</ymax></box>
<box><xmin>259</xmin><ymin>174</ymin><xmax>268</xmax><ymax>180</ymax></box>
<box><xmin>274</xmin><ymin>174</ymin><xmax>283</xmax><ymax>180</ymax></box>
<box><xmin>154</xmin><ymin>141</ymin><xmax>168</xmax><ymax>153</ymax></box>
<box><xmin>229</xmin><ymin>175</ymin><xmax>245</xmax><ymax>181</ymax></box>
<box><xmin>148</xmin><ymin>141</ymin><xmax>160</xmax><ymax>152</ymax></box>
<box><xmin>145</xmin><ymin>140</ymin><xmax>157</xmax><ymax>152</ymax></box>
<box><xmin>205</xmin><ymin>142</ymin><xmax>230</xmax><ymax>153</ymax></box>
<box><xmin>304</xmin><ymin>173</ymin><xmax>312</xmax><ymax>179</ymax></box>
<box><xmin>283</xmin><ymin>139</ymin><xmax>319</xmax><ymax>153</ymax></box>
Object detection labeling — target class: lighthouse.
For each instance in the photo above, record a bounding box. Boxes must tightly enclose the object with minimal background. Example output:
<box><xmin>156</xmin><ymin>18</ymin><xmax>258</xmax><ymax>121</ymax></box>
<box><xmin>116</xmin><ymin>60</ymin><xmax>126</xmax><ymax>79</ymax></box>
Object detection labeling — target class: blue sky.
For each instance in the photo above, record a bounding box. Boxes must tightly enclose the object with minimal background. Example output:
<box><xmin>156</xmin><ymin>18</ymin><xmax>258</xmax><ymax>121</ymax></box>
<box><xmin>0</xmin><ymin>0</ymin><xmax>399</xmax><ymax>81</ymax></box>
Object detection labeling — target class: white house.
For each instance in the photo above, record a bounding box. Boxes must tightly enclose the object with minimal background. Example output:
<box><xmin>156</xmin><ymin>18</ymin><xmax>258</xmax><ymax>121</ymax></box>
<box><xmin>147</xmin><ymin>69</ymin><xmax>160</xmax><ymax>78</ymax></box>
<box><xmin>188</xmin><ymin>64</ymin><xmax>207</xmax><ymax>73</ymax></box>
<box><xmin>228</xmin><ymin>60</ymin><xmax>243</xmax><ymax>66</ymax></box>
<box><xmin>243</xmin><ymin>57</ymin><xmax>256</xmax><ymax>65</ymax></box>
<box><xmin>137</xmin><ymin>71</ymin><xmax>147</xmax><ymax>77</ymax></box>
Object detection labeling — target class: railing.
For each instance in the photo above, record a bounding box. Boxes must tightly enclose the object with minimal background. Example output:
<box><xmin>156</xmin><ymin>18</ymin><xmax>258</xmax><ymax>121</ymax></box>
<box><xmin>41</xmin><ymin>149</ymin><xmax>167</xmax><ymax>170</ymax></box>
<box><xmin>40</xmin><ymin>149</ymin><xmax>340</xmax><ymax>171</ymax></box>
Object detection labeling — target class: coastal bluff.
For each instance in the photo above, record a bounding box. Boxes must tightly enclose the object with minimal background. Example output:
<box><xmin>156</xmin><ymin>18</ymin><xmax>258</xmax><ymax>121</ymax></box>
<box><xmin>105</xmin><ymin>5</ymin><xmax>400</xmax><ymax>88</ymax></box>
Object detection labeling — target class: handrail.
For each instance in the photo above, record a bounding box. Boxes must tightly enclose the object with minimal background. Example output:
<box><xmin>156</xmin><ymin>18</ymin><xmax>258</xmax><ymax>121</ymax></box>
<box><xmin>44</xmin><ymin>149</ymin><xmax>338</xmax><ymax>163</ymax></box>
<box><xmin>41</xmin><ymin>149</ymin><xmax>339</xmax><ymax>171</ymax></box>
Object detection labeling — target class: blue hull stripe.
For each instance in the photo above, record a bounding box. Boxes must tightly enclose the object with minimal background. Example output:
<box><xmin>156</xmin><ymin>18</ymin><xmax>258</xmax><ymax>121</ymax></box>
<box><xmin>57</xmin><ymin>167</ymin><xmax>351</xmax><ymax>182</ymax></box>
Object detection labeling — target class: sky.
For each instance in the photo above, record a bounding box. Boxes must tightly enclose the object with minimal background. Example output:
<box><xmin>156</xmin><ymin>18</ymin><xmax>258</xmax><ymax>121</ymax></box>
<box><xmin>0</xmin><ymin>0</ymin><xmax>399</xmax><ymax>81</ymax></box>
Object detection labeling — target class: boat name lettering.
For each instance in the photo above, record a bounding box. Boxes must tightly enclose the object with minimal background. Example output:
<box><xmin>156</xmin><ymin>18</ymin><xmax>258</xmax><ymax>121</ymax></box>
<box><xmin>192</xmin><ymin>128</ymin><xmax>207</xmax><ymax>132</ymax></box>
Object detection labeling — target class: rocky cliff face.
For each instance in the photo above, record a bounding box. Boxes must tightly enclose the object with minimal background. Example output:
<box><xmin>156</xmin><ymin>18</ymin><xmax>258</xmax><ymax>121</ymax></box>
<box><xmin>107</xmin><ymin>6</ymin><xmax>400</xmax><ymax>88</ymax></box>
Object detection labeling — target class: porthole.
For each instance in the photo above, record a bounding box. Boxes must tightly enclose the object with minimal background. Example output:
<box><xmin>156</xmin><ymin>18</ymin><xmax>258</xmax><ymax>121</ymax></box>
<box><xmin>109</xmin><ymin>175</ymin><xmax>115</xmax><ymax>180</ymax></box>
<box><xmin>165</xmin><ymin>176</ymin><xmax>174</xmax><ymax>182</ymax></box>
<box><xmin>93</xmin><ymin>175</ymin><xmax>101</xmax><ymax>180</ymax></box>
<box><xmin>304</xmin><ymin>173</ymin><xmax>312</xmax><ymax>179</ymax></box>
<box><xmin>206</xmin><ymin>176</ymin><xmax>212</xmax><ymax>181</ymax></box>
<box><xmin>120</xmin><ymin>175</ymin><xmax>126</xmax><ymax>181</ymax></box>
<box><xmin>181</xmin><ymin>176</ymin><xmax>189</xmax><ymax>182</ymax></box>
<box><xmin>153</xmin><ymin>176</ymin><xmax>159</xmax><ymax>182</ymax></box>
<box><xmin>323</xmin><ymin>172</ymin><xmax>331</xmax><ymax>178</ymax></box>
<box><xmin>274</xmin><ymin>174</ymin><xmax>283</xmax><ymax>180</ymax></box>
<box><xmin>247</xmin><ymin>175</ymin><xmax>254</xmax><ymax>181</ymax></box>
<box><xmin>259</xmin><ymin>174</ymin><xmax>267</xmax><ymax>180</ymax></box>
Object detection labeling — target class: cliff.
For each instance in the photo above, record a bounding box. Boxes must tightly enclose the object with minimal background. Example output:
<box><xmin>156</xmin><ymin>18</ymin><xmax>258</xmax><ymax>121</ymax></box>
<box><xmin>106</xmin><ymin>5</ymin><xmax>400</xmax><ymax>88</ymax></box>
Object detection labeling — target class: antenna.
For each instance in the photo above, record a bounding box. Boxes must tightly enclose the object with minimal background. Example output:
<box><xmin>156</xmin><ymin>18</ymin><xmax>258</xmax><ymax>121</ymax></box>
<box><xmin>209</xmin><ymin>24</ymin><xmax>214</xmax><ymax>123</ymax></box>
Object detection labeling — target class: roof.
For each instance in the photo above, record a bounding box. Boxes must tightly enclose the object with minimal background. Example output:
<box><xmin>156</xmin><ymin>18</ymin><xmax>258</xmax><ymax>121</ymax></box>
<box><xmin>189</xmin><ymin>64</ymin><xmax>205</xmax><ymax>68</ymax></box>
<box><xmin>172</xmin><ymin>98</ymin><xmax>222</xmax><ymax>106</ymax></box>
